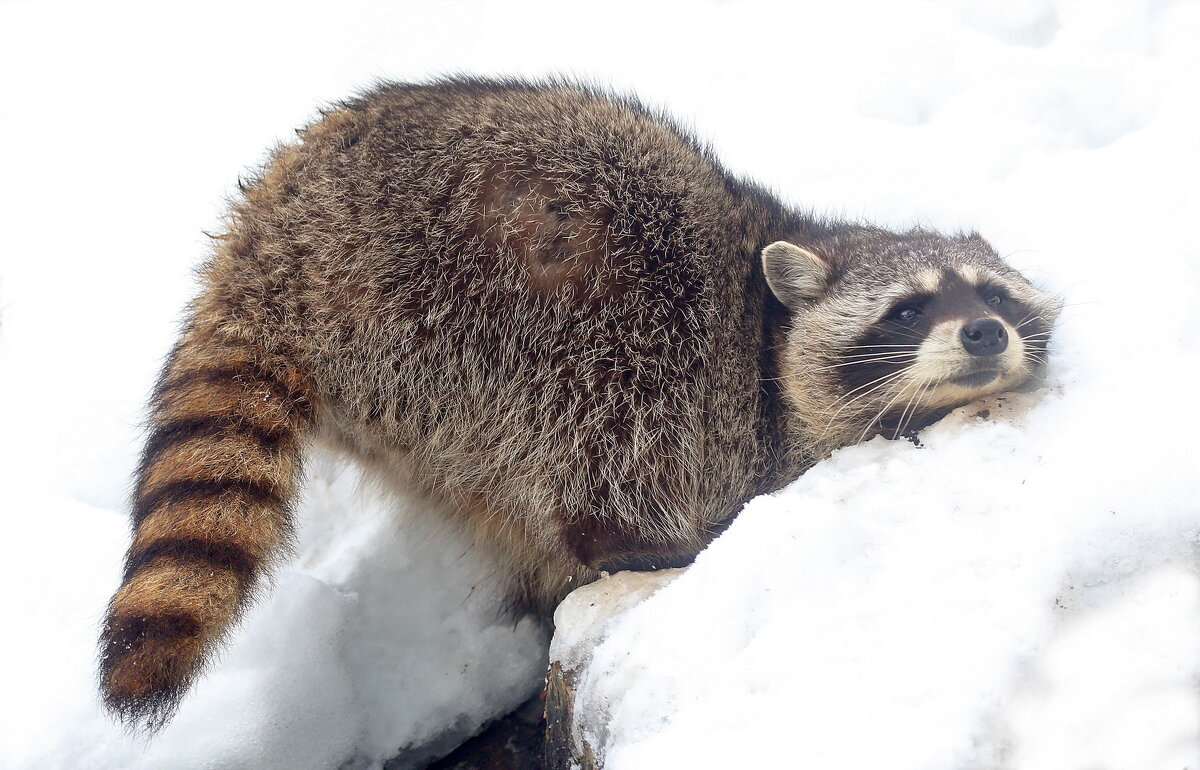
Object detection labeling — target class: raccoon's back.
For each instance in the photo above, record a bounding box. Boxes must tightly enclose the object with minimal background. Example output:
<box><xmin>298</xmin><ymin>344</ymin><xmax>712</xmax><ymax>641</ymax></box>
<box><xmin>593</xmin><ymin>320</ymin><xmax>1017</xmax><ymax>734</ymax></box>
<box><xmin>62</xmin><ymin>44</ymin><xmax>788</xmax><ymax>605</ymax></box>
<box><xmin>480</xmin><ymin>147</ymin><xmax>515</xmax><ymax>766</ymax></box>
<box><xmin>201</xmin><ymin>78</ymin><xmax>792</xmax><ymax>540</ymax></box>
<box><xmin>102</xmin><ymin>79</ymin><xmax>803</xmax><ymax>729</ymax></box>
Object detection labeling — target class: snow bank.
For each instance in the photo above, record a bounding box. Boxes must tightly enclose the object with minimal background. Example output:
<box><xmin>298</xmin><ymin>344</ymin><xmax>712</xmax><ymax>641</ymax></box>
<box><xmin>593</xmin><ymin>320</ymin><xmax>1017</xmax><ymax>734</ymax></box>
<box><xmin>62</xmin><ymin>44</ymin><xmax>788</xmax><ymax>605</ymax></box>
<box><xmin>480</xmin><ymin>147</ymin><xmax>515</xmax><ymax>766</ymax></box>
<box><xmin>547</xmin><ymin>3</ymin><xmax>1200</xmax><ymax>767</ymax></box>
<box><xmin>556</xmin><ymin>381</ymin><xmax>1200</xmax><ymax>768</ymax></box>
<box><xmin>0</xmin><ymin>453</ymin><xmax>548</xmax><ymax>769</ymax></box>
<box><xmin>1</xmin><ymin>1</ymin><xmax>1197</xmax><ymax>769</ymax></box>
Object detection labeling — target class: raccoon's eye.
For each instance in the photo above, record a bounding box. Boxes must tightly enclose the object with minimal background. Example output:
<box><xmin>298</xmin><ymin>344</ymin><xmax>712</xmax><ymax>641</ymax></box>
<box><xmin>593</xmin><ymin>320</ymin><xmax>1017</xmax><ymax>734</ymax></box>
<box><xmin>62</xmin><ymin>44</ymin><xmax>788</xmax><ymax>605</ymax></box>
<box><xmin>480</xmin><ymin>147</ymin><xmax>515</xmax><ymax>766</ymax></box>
<box><xmin>889</xmin><ymin>305</ymin><xmax>922</xmax><ymax>324</ymax></box>
<box><xmin>979</xmin><ymin>286</ymin><xmax>1007</xmax><ymax>307</ymax></box>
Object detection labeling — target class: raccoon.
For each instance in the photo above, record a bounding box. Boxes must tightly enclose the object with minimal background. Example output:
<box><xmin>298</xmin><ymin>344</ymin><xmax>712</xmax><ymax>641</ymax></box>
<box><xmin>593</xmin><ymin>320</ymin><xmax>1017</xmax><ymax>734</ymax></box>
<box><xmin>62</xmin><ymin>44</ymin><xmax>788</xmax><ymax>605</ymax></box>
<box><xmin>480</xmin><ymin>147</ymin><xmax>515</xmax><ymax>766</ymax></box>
<box><xmin>98</xmin><ymin>77</ymin><xmax>1060</xmax><ymax>731</ymax></box>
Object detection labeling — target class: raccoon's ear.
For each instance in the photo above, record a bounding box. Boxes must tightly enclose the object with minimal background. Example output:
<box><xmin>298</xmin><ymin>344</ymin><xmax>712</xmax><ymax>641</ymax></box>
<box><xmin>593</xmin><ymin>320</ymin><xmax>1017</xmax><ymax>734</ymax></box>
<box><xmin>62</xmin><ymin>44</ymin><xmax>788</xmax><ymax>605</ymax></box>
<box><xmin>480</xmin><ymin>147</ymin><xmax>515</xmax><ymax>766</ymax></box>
<box><xmin>761</xmin><ymin>241</ymin><xmax>832</xmax><ymax>310</ymax></box>
<box><xmin>962</xmin><ymin>230</ymin><xmax>997</xmax><ymax>252</ymax></box>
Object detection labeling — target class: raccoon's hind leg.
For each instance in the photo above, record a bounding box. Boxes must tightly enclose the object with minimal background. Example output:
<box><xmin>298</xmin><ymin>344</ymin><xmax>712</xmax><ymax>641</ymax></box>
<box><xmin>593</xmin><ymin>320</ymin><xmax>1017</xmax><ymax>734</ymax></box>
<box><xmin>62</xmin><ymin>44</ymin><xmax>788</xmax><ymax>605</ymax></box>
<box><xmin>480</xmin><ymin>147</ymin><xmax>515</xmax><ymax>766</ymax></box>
<box><xmin>98</xmin><ymin>323</ymin><xmax>315</xmax><ymax>731</ymax></box>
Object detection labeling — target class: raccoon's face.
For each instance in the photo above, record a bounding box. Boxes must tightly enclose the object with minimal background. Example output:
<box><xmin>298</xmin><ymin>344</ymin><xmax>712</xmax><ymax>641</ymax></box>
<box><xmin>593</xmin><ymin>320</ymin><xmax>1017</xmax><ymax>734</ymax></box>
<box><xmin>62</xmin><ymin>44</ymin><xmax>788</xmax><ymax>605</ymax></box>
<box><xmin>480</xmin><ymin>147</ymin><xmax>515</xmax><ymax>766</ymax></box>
<box><xmin>763</xmin><ymin>231</ymin><xmax>1061</xmax><ymax>458</ymax></box>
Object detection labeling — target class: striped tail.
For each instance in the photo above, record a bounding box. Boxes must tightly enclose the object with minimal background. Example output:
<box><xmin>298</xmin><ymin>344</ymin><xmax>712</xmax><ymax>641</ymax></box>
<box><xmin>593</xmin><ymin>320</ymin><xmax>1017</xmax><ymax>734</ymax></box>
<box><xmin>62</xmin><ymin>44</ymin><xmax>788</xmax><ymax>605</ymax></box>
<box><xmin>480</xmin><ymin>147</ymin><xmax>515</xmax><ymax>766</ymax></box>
<box><xmin>99</xmin><ymin>325</ymin><xmax>315</xmax><ymax>731</ymax></box>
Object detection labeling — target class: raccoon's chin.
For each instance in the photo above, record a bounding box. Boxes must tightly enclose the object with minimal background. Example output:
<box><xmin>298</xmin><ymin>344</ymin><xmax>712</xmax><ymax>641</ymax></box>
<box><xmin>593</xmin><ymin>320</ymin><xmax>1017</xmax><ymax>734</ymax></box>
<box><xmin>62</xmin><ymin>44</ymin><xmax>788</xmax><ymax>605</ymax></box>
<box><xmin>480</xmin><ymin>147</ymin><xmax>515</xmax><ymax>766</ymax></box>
<box><xmin>899</xmin><ymin>363</ymin><xmax>1028</xmax><ymax>421</ymax></box>
<box><xmin>947</xmin><ymin>368</ymin><xmax>1002</xmax><ymax>388</ymax></box>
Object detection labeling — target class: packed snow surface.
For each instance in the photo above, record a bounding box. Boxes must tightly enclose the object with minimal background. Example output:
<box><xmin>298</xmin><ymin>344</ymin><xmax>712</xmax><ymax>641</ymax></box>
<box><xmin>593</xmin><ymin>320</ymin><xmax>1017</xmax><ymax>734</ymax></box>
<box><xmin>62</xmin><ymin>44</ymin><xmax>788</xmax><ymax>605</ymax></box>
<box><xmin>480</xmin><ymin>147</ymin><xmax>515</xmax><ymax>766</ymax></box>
<box><xmin>2</xmin><ymin>1</ymin><xmax>1198</xmax><ymax>768</ymax></box>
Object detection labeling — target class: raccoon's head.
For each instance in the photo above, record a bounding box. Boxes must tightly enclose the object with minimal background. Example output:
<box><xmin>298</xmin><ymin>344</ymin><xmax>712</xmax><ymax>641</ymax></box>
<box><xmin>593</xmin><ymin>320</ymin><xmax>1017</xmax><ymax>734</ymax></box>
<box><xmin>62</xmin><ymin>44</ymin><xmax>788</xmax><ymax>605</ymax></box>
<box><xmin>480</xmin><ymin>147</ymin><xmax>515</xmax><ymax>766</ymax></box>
<box><xmin>763</xmin><ymin>229</ymin><xmax>1061</xmax><ymax>459</ymax></box>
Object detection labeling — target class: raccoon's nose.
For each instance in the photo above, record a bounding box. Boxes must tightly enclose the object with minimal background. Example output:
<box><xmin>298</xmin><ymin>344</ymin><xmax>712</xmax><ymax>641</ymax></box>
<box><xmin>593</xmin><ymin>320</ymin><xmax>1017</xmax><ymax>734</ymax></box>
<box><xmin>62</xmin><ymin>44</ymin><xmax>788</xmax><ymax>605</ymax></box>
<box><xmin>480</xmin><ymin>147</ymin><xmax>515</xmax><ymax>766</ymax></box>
<box><xmin>961</xmin><ymin>318</ymin><xmax>1008</xmax><ymax>356</ymax></box>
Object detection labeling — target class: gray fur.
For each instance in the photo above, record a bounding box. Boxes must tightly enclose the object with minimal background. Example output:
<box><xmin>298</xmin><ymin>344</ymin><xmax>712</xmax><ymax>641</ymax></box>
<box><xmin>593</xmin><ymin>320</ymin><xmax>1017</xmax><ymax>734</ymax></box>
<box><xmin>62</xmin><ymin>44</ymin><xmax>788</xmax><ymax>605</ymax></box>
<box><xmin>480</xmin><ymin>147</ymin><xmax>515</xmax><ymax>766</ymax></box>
<box><xmin>113</xmin><ymin>78</ymin><xmax>1060</xmax><ymax>720</ymax></box>
<box><xmin>195</xmin><ymin>78</ymin><xmax>1057</xmax><ymax>609</ymax></box>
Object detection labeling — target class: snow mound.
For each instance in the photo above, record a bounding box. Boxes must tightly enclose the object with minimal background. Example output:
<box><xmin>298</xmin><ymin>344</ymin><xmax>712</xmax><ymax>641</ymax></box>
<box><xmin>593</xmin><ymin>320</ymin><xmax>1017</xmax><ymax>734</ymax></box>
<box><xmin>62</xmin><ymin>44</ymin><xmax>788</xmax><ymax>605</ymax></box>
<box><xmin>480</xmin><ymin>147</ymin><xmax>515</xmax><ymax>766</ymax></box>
<box><xmin>0</xmin><ymin>455</ymin><xmax>548</xmax><ymax>769</ymax></box>
<box><xmin>555</xmin><ymin>378</ymin><xmax>1200</xmax><ymax>767</ymax></box>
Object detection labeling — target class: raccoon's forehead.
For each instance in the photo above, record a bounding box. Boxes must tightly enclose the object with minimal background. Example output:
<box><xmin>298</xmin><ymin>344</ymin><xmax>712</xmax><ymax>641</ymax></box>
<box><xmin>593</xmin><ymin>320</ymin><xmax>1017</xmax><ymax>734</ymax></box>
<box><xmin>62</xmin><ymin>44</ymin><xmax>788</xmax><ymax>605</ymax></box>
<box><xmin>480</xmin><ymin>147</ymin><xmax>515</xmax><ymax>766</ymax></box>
<box><xmin>830</xmin><ymin>259</ymin><xmax>1039</xmax><ymax>309</ymax></box>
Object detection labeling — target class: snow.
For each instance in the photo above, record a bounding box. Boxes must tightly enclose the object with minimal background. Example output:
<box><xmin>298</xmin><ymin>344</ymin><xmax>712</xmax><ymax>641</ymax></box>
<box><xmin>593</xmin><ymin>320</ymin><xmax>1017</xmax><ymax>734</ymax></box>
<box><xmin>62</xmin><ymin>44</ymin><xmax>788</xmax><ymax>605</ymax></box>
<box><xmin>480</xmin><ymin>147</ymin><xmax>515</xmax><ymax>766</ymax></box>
<box><xmin>2</xmin><ymin>1</ymin><xmax>1199</xmax><ymax>768</ymax></box>
<box><xmin>0</xmin><ymin>455</ymin><xmax>549</xmax><ymax>769</ymax></box>
<box><xmin>556</xmin><ymin>385</ymin><xmax>1200</xmax><ymax>768</ymax></box>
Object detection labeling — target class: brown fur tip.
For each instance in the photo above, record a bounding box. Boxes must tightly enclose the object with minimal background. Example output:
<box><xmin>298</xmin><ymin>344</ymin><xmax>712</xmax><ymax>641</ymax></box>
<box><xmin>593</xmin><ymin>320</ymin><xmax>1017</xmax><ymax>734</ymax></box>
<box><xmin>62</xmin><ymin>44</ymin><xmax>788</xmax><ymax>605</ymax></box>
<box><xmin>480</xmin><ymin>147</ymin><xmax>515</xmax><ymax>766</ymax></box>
<box><xmin>98</xmin><ymin>610</ymin><xmax>205</xmax><ymax>733</ymax></box>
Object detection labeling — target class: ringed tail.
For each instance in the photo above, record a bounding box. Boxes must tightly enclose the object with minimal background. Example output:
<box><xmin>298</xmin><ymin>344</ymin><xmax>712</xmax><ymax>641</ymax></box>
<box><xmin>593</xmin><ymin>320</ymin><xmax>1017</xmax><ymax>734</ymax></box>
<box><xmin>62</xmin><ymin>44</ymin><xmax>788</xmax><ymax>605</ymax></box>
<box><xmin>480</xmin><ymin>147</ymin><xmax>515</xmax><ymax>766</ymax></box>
<box><xmin>98</xmin><ymin>323</ymin><xmax>315</xmax><ymax>731</ymax></box>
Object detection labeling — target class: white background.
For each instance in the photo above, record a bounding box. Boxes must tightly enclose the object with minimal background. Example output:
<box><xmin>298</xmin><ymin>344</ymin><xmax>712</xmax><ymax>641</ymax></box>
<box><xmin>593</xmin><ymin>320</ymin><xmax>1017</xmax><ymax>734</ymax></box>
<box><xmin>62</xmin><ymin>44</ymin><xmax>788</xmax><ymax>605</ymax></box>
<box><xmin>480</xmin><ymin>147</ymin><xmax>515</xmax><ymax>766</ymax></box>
<box><xmin>2</xmin><ymin>2</ymin><xmax>1198</xmax><ymax>768</ymax></box>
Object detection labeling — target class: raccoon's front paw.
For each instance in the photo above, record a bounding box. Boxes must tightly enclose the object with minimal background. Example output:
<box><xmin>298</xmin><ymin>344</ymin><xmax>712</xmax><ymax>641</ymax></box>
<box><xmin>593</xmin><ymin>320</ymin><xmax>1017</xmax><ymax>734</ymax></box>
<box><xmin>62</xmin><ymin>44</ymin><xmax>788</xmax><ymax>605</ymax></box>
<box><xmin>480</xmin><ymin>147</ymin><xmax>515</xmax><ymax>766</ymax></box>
<box><xmin>594</xmin><ymin>550</ymin><xmax>696</xmax><ymax>574</ymax></box>
<box><xmin>564</xmin><ymin>518</ymin><xmax>701</xmax><ymax>574</ymax></box>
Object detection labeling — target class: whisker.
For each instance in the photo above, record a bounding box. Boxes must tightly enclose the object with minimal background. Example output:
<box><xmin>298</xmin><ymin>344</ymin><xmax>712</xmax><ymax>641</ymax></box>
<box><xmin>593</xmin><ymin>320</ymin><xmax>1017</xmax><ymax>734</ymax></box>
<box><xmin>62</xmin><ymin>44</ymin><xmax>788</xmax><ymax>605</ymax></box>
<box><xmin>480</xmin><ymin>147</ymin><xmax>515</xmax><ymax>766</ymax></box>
<box><xmin>855</xmin><ymin>377</ymin><xmax>918</xmax><ymax>445</ymax></box>
<box><xmin>1013</xmin><ymin>308</ymin><xmax>1042</xmax><ymax>325</ymax></box>
<box><xmin>818</xmin><ymin>368</ymin><xmax>912</xmax><ymax>440</ymax></box>
<box><xmin>826</xmin><ymin>350</ymin><xmax>921</xmax><ymax>362</ymax></box>
<box><xmin>838</xmin><ymin>350</ymin><xmax>922</xmax><ymax>359</ymax></box>
<box><xmin>842</xmin><ymin>344</ymin><xmax>924</xmax><ymax>350</ymax></box>
<box><xmin>817</xmin><ymin>355</ymin><xmax>917</xmax><ymax>371</ymax></box>
<box><xmin>897</xmin><ymin>382</ymin><xmax>927</xmax><ymax>439</ymax></box>
<box><xmin>1016</xmin><ymin>315</ymin><xmax>1047</xmax><ymax>330</ymax></box>
<box><xmin>898</xmin><ymin>377</ymin><xmax>938</xmax><ymax>438</ymax></box>
<box><xmin>885</xmin><ymin>376</ymin><xmax>929</xmax><ymax>444</ymax></box>
<box><xmin>826</xmin><ymin>367</ymin><xmax>911</xmax><ymax>409</ymax></box>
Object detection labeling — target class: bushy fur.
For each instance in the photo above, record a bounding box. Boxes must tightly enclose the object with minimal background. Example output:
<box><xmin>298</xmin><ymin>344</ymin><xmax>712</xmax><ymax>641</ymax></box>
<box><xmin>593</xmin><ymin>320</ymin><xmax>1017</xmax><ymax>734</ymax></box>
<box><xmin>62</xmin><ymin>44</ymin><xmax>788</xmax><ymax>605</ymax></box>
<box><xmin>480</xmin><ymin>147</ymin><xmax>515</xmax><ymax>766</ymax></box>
<box><xmin>98</xmin><ymin>77</ymin><xmax>1058</xmax><ymax>731</ymax></box>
